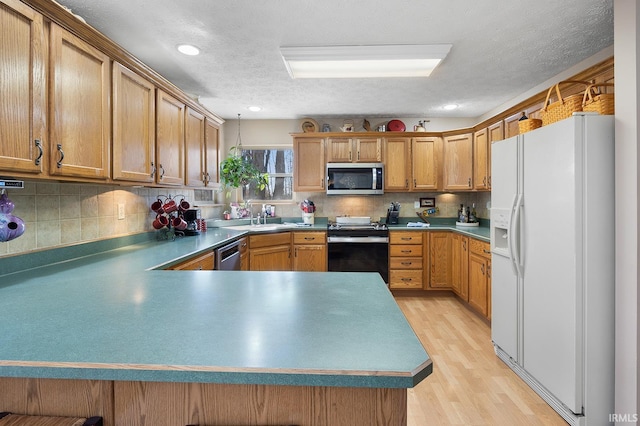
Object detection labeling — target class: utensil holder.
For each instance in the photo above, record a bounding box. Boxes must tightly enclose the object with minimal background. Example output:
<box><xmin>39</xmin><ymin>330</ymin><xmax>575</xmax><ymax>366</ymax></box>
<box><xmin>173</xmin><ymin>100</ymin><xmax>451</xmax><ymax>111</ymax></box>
<box><xmin>302</xmin><ymin>212</ymin><xmax>315</xmax><ymax>225</ymax></box>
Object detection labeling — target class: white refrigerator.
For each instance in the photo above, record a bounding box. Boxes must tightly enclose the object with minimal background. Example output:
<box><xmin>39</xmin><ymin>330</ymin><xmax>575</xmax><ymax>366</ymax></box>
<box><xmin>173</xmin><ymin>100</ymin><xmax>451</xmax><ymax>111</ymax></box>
<box><xmin>490</xmin><ymin>113</ymin><xmax>614</xmax><ymax>426</ymax></box>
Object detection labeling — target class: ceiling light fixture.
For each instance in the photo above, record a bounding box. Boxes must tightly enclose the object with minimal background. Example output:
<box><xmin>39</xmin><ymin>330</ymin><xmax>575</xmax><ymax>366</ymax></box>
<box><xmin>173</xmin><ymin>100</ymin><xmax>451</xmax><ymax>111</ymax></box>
<box><xmin>247</xmin><ymin>106</ymin><xmax>262</xmax><ymax>112</ymax></box>
<box><xmin>443</xmin><ymin>104</ymin><xmax>458</xmax><ymax>110</ymax></box>
<box><xmin>177</xmin><ymin>44</ymin><xmax>200</xmax><ymax>56</ymax></box>
<box><xmin>280</xmin><ymin>44</ymin><xmax>452</xmax><ymax>79</ymax></box>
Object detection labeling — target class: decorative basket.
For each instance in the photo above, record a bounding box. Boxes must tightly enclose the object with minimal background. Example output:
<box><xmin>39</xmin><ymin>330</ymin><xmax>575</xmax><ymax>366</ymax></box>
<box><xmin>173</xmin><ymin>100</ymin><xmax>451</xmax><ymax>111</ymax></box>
<box><xmin>582</xmin><ymin>83</ymin><xmax>615</xmax><ymax>115</ymax></box>
<box><xmin>540</xmin><ymin>80</ymin><xmax>590</xmax><ymax>126</ymax></box>
<box><xmin>518</xmin><ymin>118</ymin><xmax>542</xmax><ymax>134</ymax></box>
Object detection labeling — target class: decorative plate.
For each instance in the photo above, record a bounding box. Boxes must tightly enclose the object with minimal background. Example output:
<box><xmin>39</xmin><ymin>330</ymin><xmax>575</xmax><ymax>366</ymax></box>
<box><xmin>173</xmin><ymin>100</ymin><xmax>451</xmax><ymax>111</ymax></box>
<box><xmin>387</xmin><ymin>119</ymin><xmax>406</xmax><ymax>132</ymax></box>
<box><xmin>301</xmin><ymin>118</ymin><xmax>319</xmax><ymax>133</ymax></box>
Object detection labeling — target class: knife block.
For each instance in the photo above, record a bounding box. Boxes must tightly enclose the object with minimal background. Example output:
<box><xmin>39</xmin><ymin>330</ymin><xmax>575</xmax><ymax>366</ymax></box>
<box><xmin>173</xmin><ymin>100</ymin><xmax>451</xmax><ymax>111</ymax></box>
<box><xmin>386</xmin><ymin>210</ymin><xmax>399</xmax><ymax>225</ymax></box>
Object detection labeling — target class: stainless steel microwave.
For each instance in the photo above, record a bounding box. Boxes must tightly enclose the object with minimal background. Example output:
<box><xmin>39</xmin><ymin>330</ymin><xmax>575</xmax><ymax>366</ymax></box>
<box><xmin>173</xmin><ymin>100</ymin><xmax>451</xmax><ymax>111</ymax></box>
<box><xmin>326</xmin><ymin>163</ymin><xmax>384</xmax><ymax>195</ymax></box>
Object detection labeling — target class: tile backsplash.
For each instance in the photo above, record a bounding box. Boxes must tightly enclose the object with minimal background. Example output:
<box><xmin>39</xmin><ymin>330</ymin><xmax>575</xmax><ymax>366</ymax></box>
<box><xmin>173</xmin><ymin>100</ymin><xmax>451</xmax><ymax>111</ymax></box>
<box><xmin>0</xmin><ymin>181</ymin><xmax>221</xmax><ymax>257</ymax></box>
<box><xmin>0</xmin><ymin>180</ymin><xmax>490</xmax><ymax>257</ymax></box>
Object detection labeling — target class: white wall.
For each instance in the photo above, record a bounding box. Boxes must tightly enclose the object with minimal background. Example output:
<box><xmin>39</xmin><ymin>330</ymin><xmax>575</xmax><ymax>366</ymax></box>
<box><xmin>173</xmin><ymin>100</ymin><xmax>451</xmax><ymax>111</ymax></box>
<box><xmin>614</xmin><ymin>0</ymin><xmax>640</xmax><ymax>420</ymax></box>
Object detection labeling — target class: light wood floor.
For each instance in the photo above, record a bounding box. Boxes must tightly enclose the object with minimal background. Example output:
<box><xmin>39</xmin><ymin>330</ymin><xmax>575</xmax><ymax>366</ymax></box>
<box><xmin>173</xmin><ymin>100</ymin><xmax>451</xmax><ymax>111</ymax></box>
<box><xmin>395</xmin><ymin>293</ymin><xmax>568</xmax><ymax>426</ymax></box>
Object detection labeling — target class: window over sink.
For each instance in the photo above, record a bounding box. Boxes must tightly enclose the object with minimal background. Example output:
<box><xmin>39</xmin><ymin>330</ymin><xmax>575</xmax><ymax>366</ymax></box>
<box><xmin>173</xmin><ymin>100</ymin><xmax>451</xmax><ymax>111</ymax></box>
<box><xmin>241</xmin><ymin>148</ymin><xmax>293</xmax><ymax>200</ymax></box>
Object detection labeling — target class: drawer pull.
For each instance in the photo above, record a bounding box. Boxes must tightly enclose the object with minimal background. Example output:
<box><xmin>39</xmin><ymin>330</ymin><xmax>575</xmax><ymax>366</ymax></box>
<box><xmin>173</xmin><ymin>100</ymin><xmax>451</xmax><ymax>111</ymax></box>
<box><xmin>401</xmin><ymin>237</ymin><xmax>412</xmax><ymax>241</ymax></box>
<box><xmin>401</xmin><ymin>250</ymin><xmax>412</xmax><ymax>253</ymax></box>
<box><xmin>483</xmin><ymin>249</ymin><xmax>491</xmax><ymax>254</ymax></box>
<box><xmin>401</xmin><ymin>262</ymin><xmax>413</xmax><ymax>266</ymax></box>
<box><xmin>304</xmin><ymin>237</ymin><xmax>315</xmax><ymax>241</ymax></box>
<box><xmin>401</xmin><ymin>278</ymin><xmax>413</xmax><ymax>282</ymax></box>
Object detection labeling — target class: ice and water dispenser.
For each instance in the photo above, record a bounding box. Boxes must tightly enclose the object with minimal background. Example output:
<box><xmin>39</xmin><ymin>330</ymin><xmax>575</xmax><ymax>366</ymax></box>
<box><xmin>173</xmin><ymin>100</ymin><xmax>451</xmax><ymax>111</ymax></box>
<box><xmin>490</xmin><ymin>208</ymin><xmax>511</xmax><ymax>256</ymax></box>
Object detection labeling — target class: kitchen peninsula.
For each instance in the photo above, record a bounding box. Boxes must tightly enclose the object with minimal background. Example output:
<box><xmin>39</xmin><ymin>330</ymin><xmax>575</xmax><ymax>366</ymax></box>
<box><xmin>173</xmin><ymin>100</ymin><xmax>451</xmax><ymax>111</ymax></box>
<box><xmin>0</xmin><ymin>229</ymin><xmax>431</xmax><ymax>426</ymax></box>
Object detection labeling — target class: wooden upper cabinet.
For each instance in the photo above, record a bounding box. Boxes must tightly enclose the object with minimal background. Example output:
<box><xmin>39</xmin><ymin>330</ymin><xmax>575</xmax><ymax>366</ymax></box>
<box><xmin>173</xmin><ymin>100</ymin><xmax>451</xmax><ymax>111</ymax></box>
<box><xmin>384</xmin><ymin>137</ymin><xmax>411</xmax><ymax>191</ymax></box>
<box><xmin>112</xmin><ymin>62</ymin><xmax>155</xmax><ymax>183</ymax></box>
<box><xmin>49</xmin><ymin>23</ymin><xmax>111</xmax><ymax>180</ymax></box>
<box><xmin>326</xmin><ymin>137</ymin><xmax>381</xmax><ymax>162</ymax></box>
<box><xmin>412</xmin><ymin>137</ymin><xmax>440</xmax><ymax>191</ymax></box>
<box><xmin>0</xmin><ymin>0</ymin><xmax>45</xmax><ymax>175</ymax></box>
<box><xmin>204</xmin><ymin>118</ymin><xmax>220</xmax><ymax>185</ymax></box>
<box><xmin>185</xmin><ymin>107</ymin><xmax>206</xmax><ymax>187</ymax></box>
<box><xmin>443</xmin><ymin>133</ymin><xmax>473</xmax><ymax>191</ymax></box>
<box><xmin>326</xmin><ymin>137</ymin><xmax>352</xmax><ymax>162</ymax></box>
<box><xmin>156</xmin><ymin>89</ymin><xmax>185</xmax><ymax>186</ymax></box>
<box><xmin>473</xmin><ymin>128</ymin><xmax>489</xmax><ymax>190</ymax></box>
<box><xmin>486</xmin><ymin>121</ymin><xmax>504</xmax><ymax>189</ymax></box>
<box><xmin>293</xmin><ymin>137</ymin><xmax>325</xmax><ymax>192</ymax></box>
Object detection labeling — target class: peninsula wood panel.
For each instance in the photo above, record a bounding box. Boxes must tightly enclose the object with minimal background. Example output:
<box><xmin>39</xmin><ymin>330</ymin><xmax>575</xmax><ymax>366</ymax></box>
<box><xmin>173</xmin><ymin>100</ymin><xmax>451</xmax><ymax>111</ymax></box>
<box><xmin>0</xmin><ymin>0</ymin><xmax>45</xmax><ymax>175</ymax></box>
<box><xmin>0</xmin><ymin>377</ymin><xmax>114</xmax><ymax>425</ymax></box>
<box><xmin>114</xmin><ymin>381</ymin><xmax>407</xmax><ymax>426</ymax></box>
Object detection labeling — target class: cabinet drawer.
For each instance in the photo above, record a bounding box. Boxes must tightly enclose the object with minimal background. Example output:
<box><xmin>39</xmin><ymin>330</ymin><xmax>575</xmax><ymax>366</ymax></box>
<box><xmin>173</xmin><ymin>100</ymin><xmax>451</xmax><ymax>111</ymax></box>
<box><xmin>390</xmin><ymin>232</ymin><xmax>423</xmax><ymax>244</ymax></box>
<box><xmin>250</xmin><ymin>232</ymin><xmax>291</xmax><ymax>249</ymax></box>
<box><xmin>469</xmin><ymin>238</ymin><xmax>490</xmax><ymax>258</ymax></box>
<box><xmin>390</xmin><ymin>244</ymin><xmax>423</xmax><ymax>257</ymax></box>
<box><xmin>293</xmin><ymin>231</ymin><xmax>326</xmax><ymax>244</ymax></box>
<box><xmin>389</xmin><ymin>270</ymin><xmax>423</xmax><ymax>289</ymax></box>
<box><xmin>390</xmin><ymin>257</ymin><xmax>422</xmax><ymax>269</ymax></box>
<box><xmin>169</xmin><ymin>251</ymin><xmax>214</xmax><ymax>270</ymax></box>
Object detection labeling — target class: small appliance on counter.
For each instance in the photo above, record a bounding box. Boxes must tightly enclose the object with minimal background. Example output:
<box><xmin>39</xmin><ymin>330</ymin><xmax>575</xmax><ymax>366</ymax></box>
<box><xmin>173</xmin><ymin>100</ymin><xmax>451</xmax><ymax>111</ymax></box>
<box><xmin>183</xmin><ymin>208</ymin><xmax>201</xmax><ymax>236</ymax></box>
<box><xmin>386</xmin><ymin>202</ymin><xmax>400</xmax><ymax>225</ymax></box>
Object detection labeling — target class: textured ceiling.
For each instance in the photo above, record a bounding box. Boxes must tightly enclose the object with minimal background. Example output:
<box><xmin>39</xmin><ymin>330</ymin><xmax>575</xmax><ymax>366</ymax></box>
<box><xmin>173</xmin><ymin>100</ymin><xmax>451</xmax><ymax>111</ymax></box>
<box><xmin>55</xmin><ymin>0</ymin><xmax>613</xmax><ymax>120</ymax></box>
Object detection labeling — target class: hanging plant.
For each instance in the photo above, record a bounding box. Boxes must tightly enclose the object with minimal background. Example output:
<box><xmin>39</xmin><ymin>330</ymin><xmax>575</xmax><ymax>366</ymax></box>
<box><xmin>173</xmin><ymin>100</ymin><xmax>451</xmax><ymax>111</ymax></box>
<box><xmin>219</xmin><ymin>114</ymin><xmax>269</xmax><ymax>197</ymax></box>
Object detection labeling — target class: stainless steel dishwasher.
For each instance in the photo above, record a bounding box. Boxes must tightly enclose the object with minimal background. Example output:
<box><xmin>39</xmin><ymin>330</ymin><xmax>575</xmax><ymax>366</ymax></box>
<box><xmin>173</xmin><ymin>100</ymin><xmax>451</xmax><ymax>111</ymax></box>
<box><xmin>215</xmin><ymin>239</ymin><xmax>241</xmax><ymax>270</ymax></box>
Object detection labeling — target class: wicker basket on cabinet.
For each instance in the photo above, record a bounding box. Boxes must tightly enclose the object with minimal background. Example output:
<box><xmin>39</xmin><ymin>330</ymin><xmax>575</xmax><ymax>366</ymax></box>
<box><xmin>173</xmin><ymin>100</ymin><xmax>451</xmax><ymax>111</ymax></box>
<box><xmin>582</xmin><ymin>83</ymin><xmax>615</xmax><ymax>115</ymax></box>
<box><xmin>540</xmin><ymin>80</ymin><xmax>590</xmax><ymax>126</ymax></box>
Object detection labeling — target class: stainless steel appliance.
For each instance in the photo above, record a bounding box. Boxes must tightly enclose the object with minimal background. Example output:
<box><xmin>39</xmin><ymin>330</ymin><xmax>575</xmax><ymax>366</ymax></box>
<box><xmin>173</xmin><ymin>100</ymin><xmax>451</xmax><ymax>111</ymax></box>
<box><xmin>326</xmin><ymin>163</ymin><xmax>384</xmax><ymax>195</ymax></box>
<box><xmin>215</xmin><ymin>239</ymin><xmax>241</xmax><ymax>271</ymax></box>
<box><xmin>327</xmin><ymin>217</ymin><xmax>389</xmax><ymax>282</ymax></box>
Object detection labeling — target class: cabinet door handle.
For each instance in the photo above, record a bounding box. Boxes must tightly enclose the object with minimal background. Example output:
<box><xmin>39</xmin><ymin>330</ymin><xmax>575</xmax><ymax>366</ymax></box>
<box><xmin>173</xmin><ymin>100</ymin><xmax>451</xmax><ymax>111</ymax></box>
<box><xmin>463</xmin><ymin>240</ymin><xmax>467</xmax><ymax>251</ymax></box>
<box><xmin>56</xmin><ymin>144</ymin><xmax>64</xmax><ymax>168</ymax></box>
<box><xmin>483</xmin><ymin>176</ymin><xmax>487</xmax><ymax>187</ymax></box>
<box><xmin>150</xmin><ymin>162</ymin><xmax>156</xmax><ymax>178</ymax></box>
<box><xmin>481</xmin><ymin>264</ymin><xmax>485</xmax><ymax>275</ymax></box>
<box><xmin>414</xmin><ymin>178</ymin><xmax>417</xmax><ymax>188</ymax></box>
<box><xmin>468</xmin><ymin>177</ymin><xmax>471</xmax><ymax>187</ymax></box>
<box><xmin>34</xmin><ymin>139</ymin><xmax>43</xmax><ymax>166</ymax></box>
<box><xmin>159</xmin><ymin>164</ymin><xmax>165</xmax><ymax>179</ymax></box>
<box><xmin>405</xmin><ymin>179</ymin><xmax>409</xmax><ymax>189</ymax></box>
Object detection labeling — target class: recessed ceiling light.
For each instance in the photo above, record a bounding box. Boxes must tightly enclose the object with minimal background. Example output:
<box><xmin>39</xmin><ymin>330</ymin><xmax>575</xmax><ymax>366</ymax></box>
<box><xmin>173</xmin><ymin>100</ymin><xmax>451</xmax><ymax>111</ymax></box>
<box><xmin>177</xmin><ymin>44</ymin><xmax>200</xmax><ymax>56</ymax></box>
<box><xmin>280</xmin><ymin>44</ymin><xmax>452</xmax><ymax>79</ymax></box>
<box><xmin>443</xmin><ymin>104</ymin><xmax>458</xmax><ymax>110</ymax></box>
<box><xmin>247</xmin><ymin>106</ymin><xmax>262</xmax><ymax>112</ymax></box>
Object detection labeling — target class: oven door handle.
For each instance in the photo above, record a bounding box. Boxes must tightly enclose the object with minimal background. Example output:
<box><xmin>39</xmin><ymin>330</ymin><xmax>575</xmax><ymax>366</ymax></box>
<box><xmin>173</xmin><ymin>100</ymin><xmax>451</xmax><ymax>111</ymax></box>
<box><xmin>327</xmin><ymin>236</ymin><xmax>389</xmax><ymax>243</ymax></box>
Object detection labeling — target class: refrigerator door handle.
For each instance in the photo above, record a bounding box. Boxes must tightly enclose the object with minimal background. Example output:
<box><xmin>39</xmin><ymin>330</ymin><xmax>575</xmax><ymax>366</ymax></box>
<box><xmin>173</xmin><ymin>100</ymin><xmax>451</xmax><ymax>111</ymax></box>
<box><xmin>511</xmin><ymin>193</ymin><xmax>524</xmax><ymax>278</ymax></box>
<box><xmin>507</xmin><ymin>194</ymin><xmax>519</xmax><ymax>276</ymax></box>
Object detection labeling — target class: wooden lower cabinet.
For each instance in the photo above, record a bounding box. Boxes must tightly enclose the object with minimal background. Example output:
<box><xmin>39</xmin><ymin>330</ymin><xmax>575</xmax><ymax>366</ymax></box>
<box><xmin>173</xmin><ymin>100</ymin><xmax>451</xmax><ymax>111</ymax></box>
<box><xmin>249</xmin><ymin>232</ymin><xmax>292</xmax><ymax>271</ymax></box>
<box><xmin>167</xmin><ymin>251</ymin><xmax>214</xmax><ymax>270</ymax></box>
<box><xmin>451</xmin><ymin>233</ymin><xmax>469</xmax><ymax>300</ymax></box>
<box><xmin>428</xmin><ymin>231</ymin><xmax>451</xmax><ymax>290</ymax></box>
<box><xmin>293</xmin><ymin>231</ymin><xmax>327</xmax><ymax>272</ymax></box>
<box><xmin>389</xmin><ymin>231</ymin><xmax>424</xmax><ymax>289</ymax></box>
<box><xmin>468</xmin><ymin>239</ymin><xmax>491</xmax><ymax>319</ymax></box>
<box><xmin>238</xmin><ymin>237</ymin><xmax>249</xmax><ymax>271</ymax></box>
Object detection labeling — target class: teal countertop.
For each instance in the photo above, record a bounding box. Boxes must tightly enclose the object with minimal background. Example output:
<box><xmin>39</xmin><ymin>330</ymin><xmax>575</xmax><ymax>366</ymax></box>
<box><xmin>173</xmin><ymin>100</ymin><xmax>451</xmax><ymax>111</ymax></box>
<box><xmin>0</xmin><ymin>229</ymin><xmax>432</xmax><ymax>389</ymax></box>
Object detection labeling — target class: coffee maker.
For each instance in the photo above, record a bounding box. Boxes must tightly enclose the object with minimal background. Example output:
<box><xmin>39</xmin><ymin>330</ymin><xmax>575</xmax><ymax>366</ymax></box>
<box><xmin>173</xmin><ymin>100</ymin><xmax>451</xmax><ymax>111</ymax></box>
<box><xmin>183</xmin><ymin>208</ymin><xmax>201</xmax><ymax>236</ymax></box>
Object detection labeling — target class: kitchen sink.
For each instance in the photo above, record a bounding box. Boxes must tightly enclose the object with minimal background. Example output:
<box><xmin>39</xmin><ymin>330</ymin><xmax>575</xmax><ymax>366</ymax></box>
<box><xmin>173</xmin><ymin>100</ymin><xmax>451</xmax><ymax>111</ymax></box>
<box><xmin>223</xmin><ymin>223</ymin><xmax>296</xmax><ymax>232</ymax></box>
